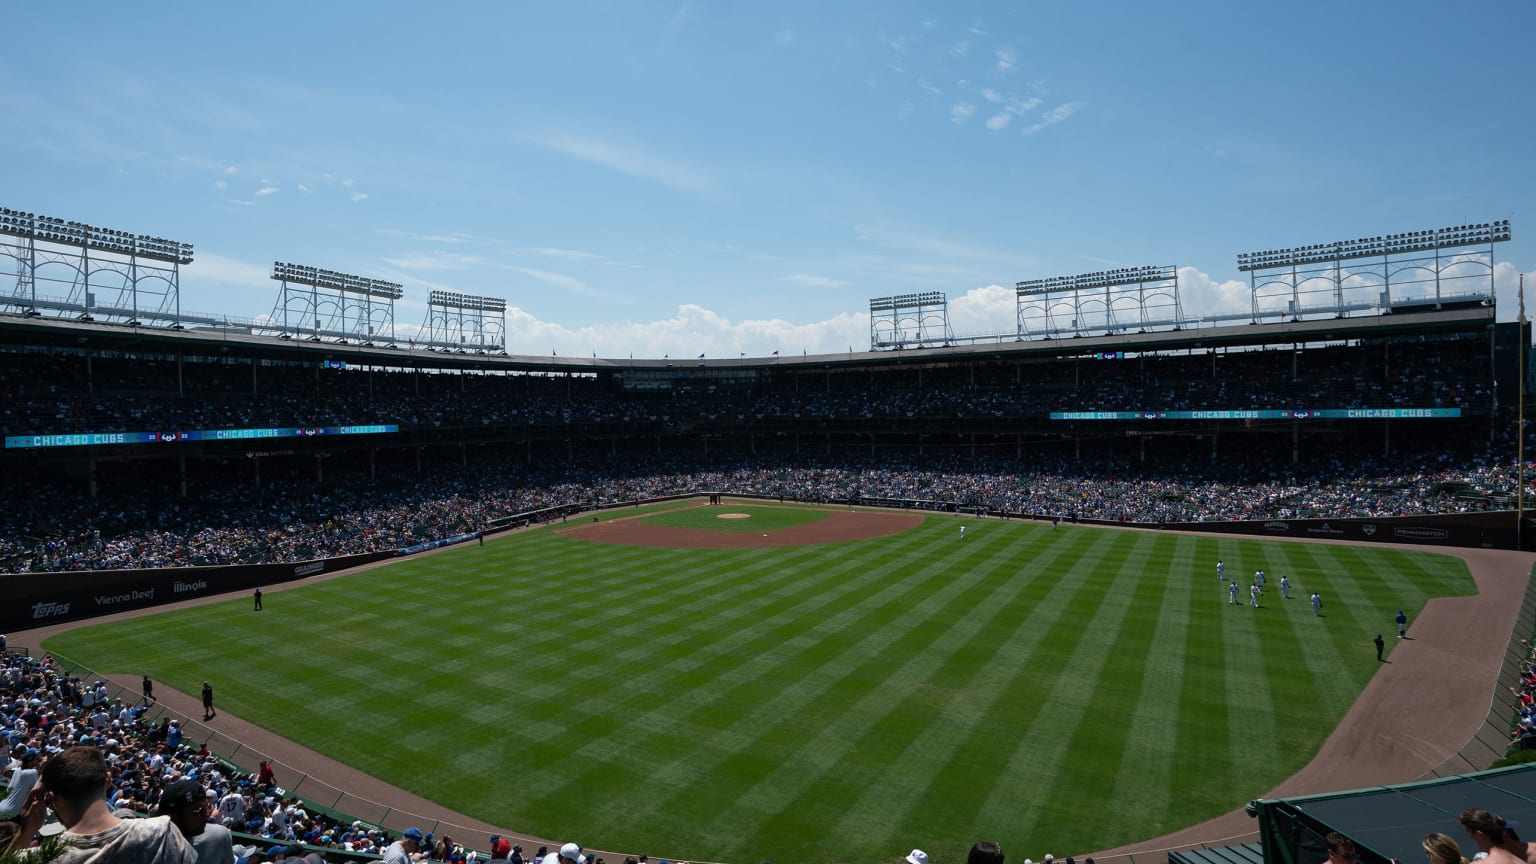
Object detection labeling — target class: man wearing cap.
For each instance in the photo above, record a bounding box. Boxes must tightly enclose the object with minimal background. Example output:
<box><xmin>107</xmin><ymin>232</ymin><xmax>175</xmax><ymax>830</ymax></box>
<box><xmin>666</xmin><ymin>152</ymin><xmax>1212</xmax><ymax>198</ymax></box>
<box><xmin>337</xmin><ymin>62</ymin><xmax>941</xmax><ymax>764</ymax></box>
<box><xmin>0</xmin><ymin>747</ymin><xmax>42</xmax><ymax>818</ymax></box>
<box><xmin>161</xmin><ymin>778</ymin><xmax>235</xmax><ymax>864</ymax></box>
<box><xmin>489</xmin><ymin>835</ymin><xmax>512</xmax><ymax>861</ymax></box>
<box><xmin>8</xmin><ymin>744</ymin><xmax>196</xmax><ymax>863</ymax></box>
<box><xmin>383</xmin><ymin>827</ymin><xmax>426</xmax><ymax>864</ymax></box>
<box><xmin>546</xmin><ymin>842</ymin><xmax>587</xmax><ymax>864</ymax></box>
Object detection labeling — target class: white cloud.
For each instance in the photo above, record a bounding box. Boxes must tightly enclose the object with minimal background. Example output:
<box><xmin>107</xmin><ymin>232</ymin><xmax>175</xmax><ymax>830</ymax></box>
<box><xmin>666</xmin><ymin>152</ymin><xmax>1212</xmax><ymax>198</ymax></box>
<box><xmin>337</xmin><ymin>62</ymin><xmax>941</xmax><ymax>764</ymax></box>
<box><xmin>297</xmin><ymin>184</ymin><xmax>311</xmax><ymax>194</ymax></box>
<box><xmin>775</xmin><ymin>29</ymin><xmax>795</xmax><ymax>45</ymax></box>
<box><xmin>950</xmin><ymin>102</ymin><xmax>976</xmax><ymax>124</ymax></box>
<box><xmin>784</xmin><ymin>273</ymin><xmax>850</xmax><ymax>289</ymax></box>
<box><xmin>528</xmin><ymin>247</ymin><xmax>602</xmax><ymax>261</ymax></box>
<box><xmin>879</xmin><ymin>32</ymin><xmax>910</xmax><ymax>54</ymax></box>
<box><xmin>1022</xmin><ymin>101</ymin><xmax>1085</xmax><ymax>135</ymax></box>
<box><xmin>994</xmin><ymin>47</ymin><xmax>1017</xmax><ymax>74</ymax></box>
<box><xmin>184</xmin><ymin>252</ymin><xmax>273</xmax><ymax>292</ymax></box>
<box><xmin>351</xmin><ymin>192</ymin><xmax>369</xmax><ymax>202</ymax></box>
<box><xmin>1175</xmin><ymin>266</ymin><xmax>1251</xmax><ymax>319</ymax></box>
<box><xmin>377</xmin><ymin>229</ymin><xmax>485</xmax><ymax>245</ymax></box>
<box><xmin>946</xmin><ymin>284</ymin><xmax>1017</xmax><ymax>336</ymax></box>
<box><xmin>224</xmin><ymin>166</ymin><xmax>237</xmax><ymax>175</ymax></box>
<box><xmin>918</xmin><ymin>78</ymin><xmax>942</xmax><ymax>96</ymax></box>
<box><xmin>380</xmin><ymin>252</ymin><xmax>486</xmax><ymax>271</ymax></box>
<box><xmin>520</xmin><ymin>132</ymin><xmax>715</xmax><ymax>196</ymax></box>
<box><xmin>509</xmin><ymin>303</ymin><xmax>868</xmax><ymax>359</ymax></box>
<box><xmin>985</xmin><ymin>113</ymin><xmax>1013</xmax><ymax>132</ymax></box>
<box><xmin>507</xmin><ymin>265</ymin><xmax>597</xmax><ymax>296</ymax></box>
<box><xmin>255</xmin><ymin>186</ymin><xmax>278</xmax><ymax>197</ymax></box>
<box><xmin>969</xmin><ymin>21</ymin><xmax>990</xmax><ymax>36</ymax></box>
<box><xmin>212</xmin><ymin>180</ymin><xmax>226</xmax><ymax>190</ymax></box>
<box><xmin>950</xmin><ymin>40</ymin><xmax>971</xmax><ymax>57</ymax></box>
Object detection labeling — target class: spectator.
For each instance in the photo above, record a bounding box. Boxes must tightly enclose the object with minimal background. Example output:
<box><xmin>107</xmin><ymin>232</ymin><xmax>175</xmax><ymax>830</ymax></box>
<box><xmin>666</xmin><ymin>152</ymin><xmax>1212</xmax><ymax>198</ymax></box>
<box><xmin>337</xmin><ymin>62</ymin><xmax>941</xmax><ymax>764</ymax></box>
<box><xmin>12</xmin><ymin>744</ymin><xmax>196</xmax><ymax>863</ymax></box>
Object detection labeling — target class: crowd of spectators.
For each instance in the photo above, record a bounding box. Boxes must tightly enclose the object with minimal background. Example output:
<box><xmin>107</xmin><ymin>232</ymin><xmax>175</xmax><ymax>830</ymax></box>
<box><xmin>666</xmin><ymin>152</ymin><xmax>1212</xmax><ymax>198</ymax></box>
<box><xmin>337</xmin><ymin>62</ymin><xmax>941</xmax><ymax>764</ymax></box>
<box><xmin>0</xmin><ymin>333</ymin><xmax>1521</xmax><ymax>573</ymax></box>
<box><xmin>0</xmin><ymin>338</ymin><xmax>1497</xmax><ymax>438</ymax></box>
<box><xmin>0</xmin><ymin>441</ymin><xmax>1524</xmax><ymax>573</ymax></box>
<box><xmin>0</xmin><ymin>649</ymin><xmax>476</xmax><ymax>863</ymax></box>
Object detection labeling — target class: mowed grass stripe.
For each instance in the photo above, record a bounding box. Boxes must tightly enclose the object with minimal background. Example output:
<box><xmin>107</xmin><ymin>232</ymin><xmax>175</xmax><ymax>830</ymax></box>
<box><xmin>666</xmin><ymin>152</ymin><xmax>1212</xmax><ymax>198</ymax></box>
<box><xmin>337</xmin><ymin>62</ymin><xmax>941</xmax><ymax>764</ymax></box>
<box><xmin>1034</xmin><ymin>532</ymin><xmax>1178</xmax><ymax>850</ymax></box>
<box><xmin>883</xmin><ymin>526</ymin><xmax>1112</xmax><ymax>843</ymax></box>
<box><xmin>816</xmin><ymin>526</ymin><xmax>1071</xmax><ymax>846</ymax></box>
<box><xmin>643</xmin><ymin>525</ymin><xmax>1056</xmax><ymax>857</ymax></box>
<box><xmin>519</xmin><ymin>530</ymin><xmax>947</xmax><ymax>845</ymax></box>
<box><xmin>1103</xmin><ymin>534</ymin><xmax>1202</xmax><ymax>839</ymax></box>
<box><xmin>43</xmin><ymin>509</ymin><xmax>1478</xmax><ymax>864</ymax></box>
<box><xmin>727</xmin><ymin>525</ymin><xmax>1102</xmax><ymax>860</ymax></box>
<box><xmin>971</xmin><ymin>529</ymin><xmax>1152</xmax><ymax>837</ymax></box>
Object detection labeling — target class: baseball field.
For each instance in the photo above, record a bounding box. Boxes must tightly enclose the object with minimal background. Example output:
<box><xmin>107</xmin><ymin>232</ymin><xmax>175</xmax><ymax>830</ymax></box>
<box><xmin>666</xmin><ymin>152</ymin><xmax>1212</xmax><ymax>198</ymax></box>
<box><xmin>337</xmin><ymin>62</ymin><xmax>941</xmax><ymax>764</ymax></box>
<box><xmin>43</xmin><ymin>501</ymin><xmax>1476</xmax><ymax>864</ymax></box>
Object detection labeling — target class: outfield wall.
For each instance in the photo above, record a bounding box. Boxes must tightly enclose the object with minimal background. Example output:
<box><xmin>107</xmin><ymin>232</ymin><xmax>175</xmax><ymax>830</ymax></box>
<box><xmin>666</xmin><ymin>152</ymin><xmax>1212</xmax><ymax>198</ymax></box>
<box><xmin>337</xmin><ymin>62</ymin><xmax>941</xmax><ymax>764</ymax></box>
<box><xmin>1153</xmin><ymin>510</ymin><xmax>1517</xmax><ymax>549</ymax></box>
<box><xmin>0</xmin><ymin>550</ymin><xmax>393</xmax><ymax>633</ymax></box>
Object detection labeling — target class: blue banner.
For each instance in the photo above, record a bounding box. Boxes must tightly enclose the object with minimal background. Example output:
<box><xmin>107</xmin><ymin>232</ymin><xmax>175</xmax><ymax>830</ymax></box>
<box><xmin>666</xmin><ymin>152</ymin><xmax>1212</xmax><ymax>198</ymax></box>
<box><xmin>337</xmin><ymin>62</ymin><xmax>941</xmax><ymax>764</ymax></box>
<box><xmin>1049</xmin><ymin>408</ymin><xmax>1462</xmax><ymax>421</ymax></box>
<box><xmin>5</xmin><ymin>424</ymin><xmax>400</xmax><ymax>449</ymax></box>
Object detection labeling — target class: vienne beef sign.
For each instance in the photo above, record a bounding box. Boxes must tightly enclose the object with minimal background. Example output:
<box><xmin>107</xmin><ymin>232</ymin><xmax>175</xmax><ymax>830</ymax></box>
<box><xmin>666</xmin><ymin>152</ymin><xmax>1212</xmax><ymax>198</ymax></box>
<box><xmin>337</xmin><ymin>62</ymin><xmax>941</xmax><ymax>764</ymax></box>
<box><xmin>1</xmin><ymin>551</ymin><xmax>393</xmax><ymax>633</ymax></box>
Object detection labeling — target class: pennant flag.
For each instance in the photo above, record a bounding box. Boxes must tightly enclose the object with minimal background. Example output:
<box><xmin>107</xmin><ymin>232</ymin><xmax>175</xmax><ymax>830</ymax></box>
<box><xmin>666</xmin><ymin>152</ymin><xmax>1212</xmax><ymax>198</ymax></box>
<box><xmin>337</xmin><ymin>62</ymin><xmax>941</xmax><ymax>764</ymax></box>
<box><xmin>698</xmin><ymin>353</ymin><xmax>705</xmax><ymax>359</ymax></box>
<box><xmin>772</xmin><ymin>350</ymin><xmax>779</xmax><ymax>356</ymax></box>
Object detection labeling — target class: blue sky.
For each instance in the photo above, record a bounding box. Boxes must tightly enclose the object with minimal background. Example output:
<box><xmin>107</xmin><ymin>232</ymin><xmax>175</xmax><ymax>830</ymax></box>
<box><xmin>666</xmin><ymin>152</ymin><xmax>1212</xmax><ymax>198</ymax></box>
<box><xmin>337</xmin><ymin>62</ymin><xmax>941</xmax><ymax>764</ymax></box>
<box><xmin>2</xmin><ymin>1</ymin><xmax>1532</xmax><ymax>357</ymax></box>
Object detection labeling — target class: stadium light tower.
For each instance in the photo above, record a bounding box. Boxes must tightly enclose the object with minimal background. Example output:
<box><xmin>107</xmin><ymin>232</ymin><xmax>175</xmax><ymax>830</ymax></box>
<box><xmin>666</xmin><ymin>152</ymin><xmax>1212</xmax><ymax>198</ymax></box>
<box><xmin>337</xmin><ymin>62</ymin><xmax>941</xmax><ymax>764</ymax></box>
<box><xmin>868</xmin><ymin>291</ymin><xmax>953</xmax><ymax>350</ymax></box>
<box><xmin>1015</xmin><ymin>265</ymin><xmax>1179</xmax><ymax>340</ymax></box>
<box><xmin>0</xmin><ymin>206</ymin><xmax>194</xmax><ymax>325</ymax></box>
<box><xmin>422</xmin><ymin>290</ymin><xmax>508</xmax><ymax>352</ymax></box>
<box><xmin>267</xmin><ymin>262</ymin><xmax>403</xmax><ymax>343</ymax></box>
<box><xmin>1237</xmin><ymin>220</ymin><xmax>1511</xmax><ymax>321</ymax></box>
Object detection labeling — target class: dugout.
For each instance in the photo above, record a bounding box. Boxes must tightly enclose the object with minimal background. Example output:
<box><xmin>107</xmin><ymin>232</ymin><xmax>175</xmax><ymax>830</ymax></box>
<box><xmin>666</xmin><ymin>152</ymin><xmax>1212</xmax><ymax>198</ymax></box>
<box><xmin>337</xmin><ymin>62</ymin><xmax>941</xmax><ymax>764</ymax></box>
<box><xmin>1243</xmin><ymin>763</ymin><xmax>1536</xmax><ymax>864</ymax></box>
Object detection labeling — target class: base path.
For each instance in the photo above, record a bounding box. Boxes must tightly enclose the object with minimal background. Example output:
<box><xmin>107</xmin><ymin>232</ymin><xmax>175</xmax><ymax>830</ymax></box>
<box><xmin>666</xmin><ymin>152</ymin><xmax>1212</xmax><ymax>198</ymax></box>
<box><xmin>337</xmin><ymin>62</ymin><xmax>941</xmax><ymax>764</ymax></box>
<box><xmin>558</xmin><ymin>505</ymin><xmax>924</xmax><ymax>548</ymax></box>
<box><xmin>10</xmin><ymin>508</ymin><xmax>1532</xmax><ymax>863</ymax></box>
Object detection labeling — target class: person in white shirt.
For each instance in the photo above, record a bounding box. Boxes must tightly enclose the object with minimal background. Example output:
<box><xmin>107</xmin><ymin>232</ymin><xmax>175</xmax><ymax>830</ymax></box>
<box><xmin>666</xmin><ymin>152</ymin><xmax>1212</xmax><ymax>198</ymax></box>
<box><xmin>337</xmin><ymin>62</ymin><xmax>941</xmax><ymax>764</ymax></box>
<box><xmin>0</xmin><ymin>748</ymin><xmax>42</xmax><ymax>819</ymax></box>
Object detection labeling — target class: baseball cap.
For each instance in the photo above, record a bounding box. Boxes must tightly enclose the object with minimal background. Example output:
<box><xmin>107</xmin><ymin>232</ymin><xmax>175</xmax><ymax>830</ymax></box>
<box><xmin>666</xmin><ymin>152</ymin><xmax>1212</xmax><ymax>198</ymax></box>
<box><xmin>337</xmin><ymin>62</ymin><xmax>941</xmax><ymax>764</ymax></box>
<box><xmin>561</xmin><ymin>843</ymin><xmax>587</xmax><ymax>864</ymax></box>
<box><xmin>404</xmin><ymin>827</ymin><xmax>426</xmax><ymax>844</ymax></box>
<box><xmin>156</xmin><ymin>779</ymin><xmax>208</xmax><ymax>815</ymax></box>
<box><xmin>907</xmin><ymin>851</ymin><xmax>930</xmax><ymax>864</ymax></box>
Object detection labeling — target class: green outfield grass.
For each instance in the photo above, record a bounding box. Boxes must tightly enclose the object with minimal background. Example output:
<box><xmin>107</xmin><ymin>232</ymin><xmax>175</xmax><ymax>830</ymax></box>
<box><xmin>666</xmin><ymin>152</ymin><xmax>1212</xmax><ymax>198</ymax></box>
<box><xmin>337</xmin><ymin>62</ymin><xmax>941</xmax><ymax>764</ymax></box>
<box><xmin>640</xmin><ymin>503</ymin><xmax>829</xmax><ymax>532</ymax></box>
<box><xmin>45</xmin><ymin>508</ymin><xmax>1475</xmax><ymax>864</ymax></box>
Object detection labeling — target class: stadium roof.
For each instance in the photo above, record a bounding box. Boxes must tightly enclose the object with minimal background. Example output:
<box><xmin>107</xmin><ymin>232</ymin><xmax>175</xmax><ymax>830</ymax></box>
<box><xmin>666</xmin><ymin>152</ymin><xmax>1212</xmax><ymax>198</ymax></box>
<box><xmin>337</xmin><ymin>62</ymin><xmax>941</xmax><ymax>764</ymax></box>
<box><xmin>0</xmin><ymin>299</ymin><xmax>1496</xmax><ymax>374</ymax></box>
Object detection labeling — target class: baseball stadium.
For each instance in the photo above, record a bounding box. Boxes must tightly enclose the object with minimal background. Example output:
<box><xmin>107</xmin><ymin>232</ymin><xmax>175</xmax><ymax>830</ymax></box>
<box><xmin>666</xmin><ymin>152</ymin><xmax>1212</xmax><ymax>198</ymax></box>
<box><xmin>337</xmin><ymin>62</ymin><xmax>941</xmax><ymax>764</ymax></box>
<box><xmin>2</xmin><ymin>204</ymin><xmax>1536</xmax><ymax>864</ymax></box>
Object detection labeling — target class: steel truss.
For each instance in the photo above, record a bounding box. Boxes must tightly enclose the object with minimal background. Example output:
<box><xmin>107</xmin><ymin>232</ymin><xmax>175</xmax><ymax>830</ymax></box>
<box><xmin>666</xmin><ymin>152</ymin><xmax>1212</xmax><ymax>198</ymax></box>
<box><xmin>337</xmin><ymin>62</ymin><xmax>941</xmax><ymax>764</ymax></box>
<box><xmin>266</xmin><ymin>262</ymin><xmax>402</xmax><ymax>344</ymax></box>
<box><xmin>1016</xmin><ymin>265</ymin><xmax>1181</xmax><ymax>340</ymax></box>
<box><xmin>0</xmin><ymin>208</ymin><xmax>194</xmax><ymax>327</ymax></box>
<box><xmin>419</xmin><ymin>290</ymin><xmax>506</xmax><ymax>352</ymax></box>
<box><xmin>869</xmin><ymin>291</ymin><xmax>953</xmax><ymax>350</ymax></box>
<box><xmin>1238</xmin><ymin>222</ymin><xmax>1511</xmax><ymax>322</ymax></box>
